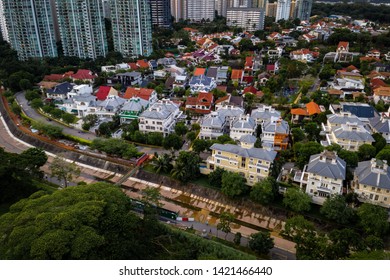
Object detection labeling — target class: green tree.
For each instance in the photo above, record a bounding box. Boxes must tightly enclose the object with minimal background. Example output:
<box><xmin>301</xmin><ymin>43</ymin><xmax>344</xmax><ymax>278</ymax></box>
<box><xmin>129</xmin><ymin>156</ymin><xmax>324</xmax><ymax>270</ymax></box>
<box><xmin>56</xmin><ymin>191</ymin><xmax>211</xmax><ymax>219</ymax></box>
<box><xmin>320</xmin><ymin>195</ymin><xmax>356</xmax><ymax>225</ymax></box>
<box><xmin>338</xmin><ymin>149</ymin><xmax>359</xmax><ymax>168</ymax></box>
<box><xmin>0</xmin><ymin>183</ymin><xmax>143</xmax><ymax>259</ymax></box>
<box><xmin>283</xmin><ymin>215</ymin><xmax>327</xmax><ymax>260</ymax></box>
<box><xmin>51</xmin><ymin>108</ymin><xmax>64</xmax><ymax>119</ymax></box>
<box><xmin>192</xmin><ymin>139</ymin><xmax>209</xmax><ymax>153</ymax></box>
<box><xmin>294</xmin><ymin>142</ymin><xmax>324</xmax><ymax>169</ymax></box>
<box><xmin>162</xmin><ymin>133</ymin><xmax>183</xmax><ymax>150</ymax></box>
<box><xmin>250</xmin><ymin>178</ymin><xmax>275</xmax><ymax>205</ymax></box>
<box><xmin>19</xmin><ymin>79</ymin><xmax>32</xmax><ymax>90</ymax></box>
<box><xmin>49</xmin><ymin>156</ymin><xmax>81</xmax><ymax>188</ymax></box>
<box><xmin>217</xmin><ymin>212</ymin><xmax>235</xmax><ymax>239</ymax></box>
<box><xmin>141</xmin><ymin>187</ymin><xmax>163</xmax><ymax>208</ymax></box>
<box><xmin>208</xmin><ymin>167</ymin><xmax>226</xmax><ymax>188</ymax></box>
<box><xmin>25</xmin><ymin>90</ymin><xmax>41</xmax><ymax>101</ymax></box>
<box><xmin>221</xmin><ymin>171</ymin><xmax>247</xmax><ymax>198</ymax></box>
<box><xmin>30</xmin><ymin>98</ymin><xmax>44</xmax><ymax>109</ymax></box>
<box><xmin>174</xmin><ymin>122</ymin><xmax>188</xmax><ymax>136</ymax></box>
<box><xmin>186</xmin><ymin>131</ymin><xmax>197</xmax><ymax>142</ymax></box>
<box><xmin>11</xmin><ymin>101</ymin><xmax>21</xmax><ymax>116</ymax></box>
<box><xmin>97</xmin><ymin>122</ymin><xmax>112</xmax><ymax>138</ymax></box>
<box><xmin>358</xmin><ymin>144</ymin><xmax>376</xmax><ymax>161</ymax></box>
<box><xmin>171</xmin><ymin>151</ymin><xmax>201</xmax><ymax>182</ymax></box>
<box><xmin>372</xmin><ymin>133</ymin><xmax>386</xmax><ymax>155</ymax></box>
<box><xmin>283</xmin><ymin>188</ymin><xmax>311</xmax><ymax>213</ymax></box>
<box><xmin>291</xmin><ymin>128</ymin><xmax>305</xmax><ymax>143</ymax></box>
<box><xmin>357</xmin><ymin>203</ymin><xmax>389</xmax><ymax>237</ymax></box>
<box><xmin>20</xmin><ymin>148</ymin><xmax>48</xmax><ymax>178</ymax></box>
<box><xmin>376</xmin><ymin>146</ymin><xmax>390</xmax><ymax>161</ymax></box>
<box><xmin>62</xmin><ymin>113</ymin><xmax>76</xmax><ymax>125</ymax></box>
<box><xmin>248</xmin><ymin>232</ymin><xmax>274</xmax><ymax>255</ymax></box>
<box><xmin>152</xmin><ymin>153</ymin><xmax>173</xmax><ymax>174</ymax></box>
<box><xmin>303</xmin><ymin>122</ymin><xmax>320</xmax><ymax>141</ymax></box>
<box><xmin>147</xmin><ymin>132</ymin><xmax>163</xmax><ymax>146</ymax></box>
<box><xmin>233</xmin><ymin>232</ymin><xmax>242</xmax><ymax>246</ymax></box>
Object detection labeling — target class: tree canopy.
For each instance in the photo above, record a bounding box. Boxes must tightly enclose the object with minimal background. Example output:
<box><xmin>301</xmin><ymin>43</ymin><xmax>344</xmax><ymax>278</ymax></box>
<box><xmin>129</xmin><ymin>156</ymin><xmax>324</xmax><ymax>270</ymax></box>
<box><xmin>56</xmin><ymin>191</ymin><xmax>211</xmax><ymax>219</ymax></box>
<box><xmin>283</xmin><ymin>188</ymin><xmax>311</xmax><ymax>213</ymax></box>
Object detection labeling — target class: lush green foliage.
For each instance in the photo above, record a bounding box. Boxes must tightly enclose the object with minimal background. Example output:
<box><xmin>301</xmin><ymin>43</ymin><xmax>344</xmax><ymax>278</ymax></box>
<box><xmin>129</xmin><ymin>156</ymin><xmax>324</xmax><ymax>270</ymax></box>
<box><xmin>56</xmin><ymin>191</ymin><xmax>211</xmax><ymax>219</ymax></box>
<box><xmin>320</xmin><ymin>195</ymin><xmax>356</xmax><ymax>225</ymax></box>
<box><xmin>283</xmin><ymin>188</ymin><xmax>311</xmax><ymax>213</ymax></box>
<box><xmin>171</xmin><ymin>151</ymin><xmax>201</xmax><ymax>182</ymax></box>
<box><xmin>248</xmin><ymin>232</ymin><xmax>274</xmax><ymax>255</ymax></box>
<box><xmin>221</xmin><ymin>171</ymin><xmax>247</xmax><ymax>198</ymax></box>
<box><xmin>357</xmin><ymin>204</ymin><xmax>389</xmax><ymax>237</ymax></box>
<box><xmin>250</xmin><ymin>178</ymin><xmax>276</xmax><ymax>205</ymax></box>
<box><xmin>91</xmin><ymin>138</ymin><xmax>138</xmax><ymax>159</ymax></box>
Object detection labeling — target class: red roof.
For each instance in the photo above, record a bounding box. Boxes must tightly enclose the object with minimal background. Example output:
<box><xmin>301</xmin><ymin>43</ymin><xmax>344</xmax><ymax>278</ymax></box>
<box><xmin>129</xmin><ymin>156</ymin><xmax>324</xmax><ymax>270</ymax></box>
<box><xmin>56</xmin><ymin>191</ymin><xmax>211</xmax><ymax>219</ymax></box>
<box><xmin>128</xmin><ymin>63</ymin><xmax>139</xmax><ymax>70</ymax></box>
<box><xmin>337</xmin><ymin>41</ymin><xmax>349</xmax><ymax>49</ymax></box>
<box><xmin>71</xmin><ymin>69</ymin><xmax>96</xmax><ymax>80</ymax></box>
<box><xmin>123</xmin><ymin>87</ymin><xmax>155</xmax><ymax>101</ymax></box>
<box><xmin>306</xmin><ymin>101</ymin><xmax>321</xmax><ymax>115</ymax></box>
<box><xmin>245</xmin><ymin>57</ymin><xmax>253</xmax><ymax>69</ymax></box>
<box><xmin>231</xmin><ymin>69</ymin><xmax>243</xmax><ymax>80</ymax></box>
<box><xmin>291</xmin><ymin>101</ymin><xmax>321</xmax><ymax>116</ymax></box>
<box><xmin>197</xmin><ymin>92</ymin><xmax>213</xmax><ymax>104</ymax></box>
<box><xmin>43</xmin><ymin>74</ymin><xmax>65</xmax><ymax>82</ymax></box>
<box><xmin>243</xmin><ymin>86</ymin><xmax>257</xmax><ymax>94</ymax></box>
<box><xmin>215</xmin><ymin>95</ymin><xmax>230</xmax><ymax>104</ymax></box>
<box><xmin>96</xmin><ymin>86</ymin><xmax>111</xmax><ymax>101</ymax></box>
<box><xmin>243</xmin><ymin>76</ymin><xmax>254</xmax><ymax>83</ymax></box>
<box><xmin>194</xmin><ymin>68</ymin><xmax>206</xmax><ymax>76</ymax></box>
<box><xmin>137</xmin><ymin>60</ymin><xmax>149</xmax><ymax>69</ymax></box>
<box><xmin>371</xmin><ymin>79</ymin><xmax>387</xmax><ymax>89</ymax></box>
<box><xmin>266</xmin><ymin>64</ymin><xmax>275</xmax><ymax>71</ymax></box>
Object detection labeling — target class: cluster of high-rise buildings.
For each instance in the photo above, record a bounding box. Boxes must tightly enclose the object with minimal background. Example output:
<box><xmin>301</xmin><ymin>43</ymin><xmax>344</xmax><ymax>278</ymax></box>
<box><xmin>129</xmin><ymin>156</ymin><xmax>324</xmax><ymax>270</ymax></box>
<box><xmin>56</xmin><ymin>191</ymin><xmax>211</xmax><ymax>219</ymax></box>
<box><xmin>0</xmin><ymin>0</ymin><xmax>312</xmax><ymax>61</ymax></box>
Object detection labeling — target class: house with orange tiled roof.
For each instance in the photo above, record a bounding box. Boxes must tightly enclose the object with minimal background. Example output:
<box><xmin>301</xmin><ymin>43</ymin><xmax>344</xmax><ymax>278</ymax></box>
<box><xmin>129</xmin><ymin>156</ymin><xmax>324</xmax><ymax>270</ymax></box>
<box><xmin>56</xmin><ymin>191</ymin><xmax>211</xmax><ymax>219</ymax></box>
<box><xmin>374</xmin><ymin>87</ymin><xmax>390</xmax><ymax>104</ymax></box>
<box><xmin>291</xmin><ymin>101</ymin><xmax>322</xmax><ymax>123</ymax></box>
<box><xmin>337</xmin><ymin>41</ymin><xmax>349</xmax><ymax>53</ymax></box>
<box><xmin>185</xmin><ymin>92</ymin><xmax>214</xmax><ymax>114</ymax></box>
<box><xmin>231</xmin><ymin>69</ymin><xmax>244</xmax><ymax>84</ymax></box>
<box><xmin>194</xmin><ymin>68</ymin><xmax>206</xmax><ymax>76</ymax></box>
<box><xmin>136</xmin><ymin>59</ymin><xmax>150</xmax><ymax>69</ymax></box>
<box><xmin>290</xmin><ymin>49</ymin><xmax>318</xmax><ymax>62</ymax></box>
<box><xmin>371</xmin><ymin>79</ymin><xmax>388</xmax><ymax>90</ymax></box>
<box><xmin>123</xmin><ymin>87</ymin><xmax>158</xmax><ymax>104</ymax></box>
<box><xmin>243</xmin><ymin>86</ymin><xmax>263</xmax><ymax>99</ymax></box>
<box><xmin>267</xmin><ymin>32</ymin><xmax>282</xmax><ymax>41</ymax></box>
<box><xmin>71</xmin><ymin>69</ymin><xmax>97</xmax><ymax>82</ymax></box>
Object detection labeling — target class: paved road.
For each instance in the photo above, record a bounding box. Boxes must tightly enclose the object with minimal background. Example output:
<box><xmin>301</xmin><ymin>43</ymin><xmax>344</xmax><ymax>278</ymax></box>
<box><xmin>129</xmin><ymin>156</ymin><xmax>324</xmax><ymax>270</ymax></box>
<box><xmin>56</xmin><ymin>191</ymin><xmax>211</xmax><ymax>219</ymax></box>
<box><xmin>15</xmin><ymin>91</ymin><xmax>97</xmax><ymax>140</ymax></box>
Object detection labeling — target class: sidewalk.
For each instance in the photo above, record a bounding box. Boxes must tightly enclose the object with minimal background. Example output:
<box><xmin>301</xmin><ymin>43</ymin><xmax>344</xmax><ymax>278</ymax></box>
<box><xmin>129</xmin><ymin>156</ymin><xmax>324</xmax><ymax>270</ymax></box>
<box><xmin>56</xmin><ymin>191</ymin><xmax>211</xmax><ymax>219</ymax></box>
<box><xmin>122</xmin><ymin>177</ymin><xmax>296</xmax><ymax>255</ymax></box>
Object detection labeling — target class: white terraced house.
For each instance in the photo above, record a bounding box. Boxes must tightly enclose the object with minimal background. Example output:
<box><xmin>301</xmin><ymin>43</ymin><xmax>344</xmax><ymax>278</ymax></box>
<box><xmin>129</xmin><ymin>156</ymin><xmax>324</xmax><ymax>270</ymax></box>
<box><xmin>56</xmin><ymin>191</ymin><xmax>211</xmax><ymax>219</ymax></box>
<box><xmin>138</xmin><ymin>99</ymin><xmax>182</xmax><ymax>136</ymax></box>
<box><xmin>322</xmin><ymin>112</ymin><xmax>374</xmax><ymax>151</ymax></box>
<box><xmin>230</xmin><ymin>114</ymin><xmax>256</xmax><ymax>141</ymax></box>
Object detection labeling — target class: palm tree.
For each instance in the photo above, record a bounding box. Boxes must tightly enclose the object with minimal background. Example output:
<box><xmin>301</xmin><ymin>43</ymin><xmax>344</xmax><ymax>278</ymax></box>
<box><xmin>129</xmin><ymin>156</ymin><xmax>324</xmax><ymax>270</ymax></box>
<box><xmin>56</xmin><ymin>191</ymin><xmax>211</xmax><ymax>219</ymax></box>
<box><xmin>170</xmin><ymin>160</ymin><xmax>187</xmax><ymax>182</ymax></box>
<box><xmin>152</xmin><ymin>153</ymin><xmax>172</xmax><ymax>174</ymax></box>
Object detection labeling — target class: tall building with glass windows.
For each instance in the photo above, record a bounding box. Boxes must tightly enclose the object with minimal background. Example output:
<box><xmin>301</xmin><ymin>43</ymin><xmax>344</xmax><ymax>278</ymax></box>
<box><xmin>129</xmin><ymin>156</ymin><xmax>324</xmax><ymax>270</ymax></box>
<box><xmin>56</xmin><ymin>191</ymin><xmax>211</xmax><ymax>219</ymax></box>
<box><xmin>275</xmin><ymin>0</ymin><xmax>291</xmax><ymax>22</ymax></box>
<box><xmin>55</xmin><ymin>0</ymin><xmax>107</xmax><ymax>59</ymax></box>
<box><xmin>0</xmin><ymin>0</ymin><xmax>9</xmax><ymax>42</ymax></box>
<box><xmin>150</xmin><ymin>0</ymin><xmax>172</xmax><ymax>28</ymax></box>
<box><xmin>111</xmin><ymin>0</ymin><xmax>153</xmax><ymax>57</ymax></box>
<box><xmin>295</xmin><ymin>0</ymin><xmax>312</xmax><ymax>21</ymax></box>
<box><xmin>2</xmin><ymin>0</ymin><xmax>57</xmax><ymax>60</ymax></box>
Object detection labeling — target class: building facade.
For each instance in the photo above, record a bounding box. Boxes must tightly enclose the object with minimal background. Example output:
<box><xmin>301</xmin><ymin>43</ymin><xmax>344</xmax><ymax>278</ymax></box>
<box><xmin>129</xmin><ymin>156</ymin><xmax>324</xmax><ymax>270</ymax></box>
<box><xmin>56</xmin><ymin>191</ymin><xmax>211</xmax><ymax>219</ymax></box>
<box><xmin>353</xmin><ymin>159</ymin><xmax>390</xmax><ymax>208</ymax></box>
<box><xmin>138</xmin><ymin>99</ymin><xmax>183</xmax><ymax>136</ymax></box>
<box><xmin>226</xmin><ymin>7</ymin><xmax>265</xmax><ymax>32</ymax></box>
<box><xmin>150</xmin><ymin>0</ymin><xmax>172</xmax><ymax>28</ymax></box>
<box><xmin>266</xmin><ymin>2</ymin><xmax>277</xmax><ymax>17</ymax></box>
<box><xmin>203</xmin><ymin>142</ymin><xmax>277</xmax><ymax>186</ymax></box>
<box><xmin>0</xmin><ymin>0</ymin><xmax>9</xmax><ymax>42</ymax></box>
<box><xmin>2</xmin><ymin>0</ymin><xmax>58</xmax><ymax>60</ymax></box>
<box><xmin>110</xmin><ymin>0</ymin><xmax>153</xmax><ymax>57</ymax></box>
<box><xmin>171</xmin><ymin>0</ymin><xmax>186</xmax><ymax>22</ymax></box>
<box><xmin>295</xmin><ymin>0</ymin><xmax>312</xmax><ymax>21</ymax></box>
<box><xmin>55</xmin><ymin>0</ymin><xmax>107</xmax><ymax>59</ymax></box>
<box><xmin>275</xmin><ymin>0</ymin><xmax>291</xmax><ymax>22</ymax></box>
<box><xmin>297</xmin><ymin>151</ymin><xmax>346</xmax><ymax>205</ymax></box>
<box><xmin>186</xmin><ymin>0</ymin><xmax>215</xmax><ymax>22</ymax></box>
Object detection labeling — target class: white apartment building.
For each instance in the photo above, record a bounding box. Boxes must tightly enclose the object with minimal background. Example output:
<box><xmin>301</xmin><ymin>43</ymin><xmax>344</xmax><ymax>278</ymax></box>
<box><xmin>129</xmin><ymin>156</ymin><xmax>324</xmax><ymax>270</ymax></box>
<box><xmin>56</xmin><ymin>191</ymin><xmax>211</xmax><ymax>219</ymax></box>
<box><xmin>186</xmin><ymin>0</ymin><xmax>215</xmax><ymax>22</ymax></box>
<box><xmin>226</xmin><ymin>8</ymin><xmax>265</xmax><ymax>32</ymax></box>
<box><xmin>0</xmin><ymin>0</ymin><xmax>9</xmax><ymax>42</ymax></box>
<box><xmin>138</xmin><ymin>99</ymin><xmax>183</xmax><ymax>136</ymax></box>
<box><xmin>275</xmin><ymin>0</ymin><xmax>291</xmax><ymax>22</ymax></box>
<box><xmin>296</xmin><ymin>151</ymin><xmax>346</xmax><ymax>205</ymax></box>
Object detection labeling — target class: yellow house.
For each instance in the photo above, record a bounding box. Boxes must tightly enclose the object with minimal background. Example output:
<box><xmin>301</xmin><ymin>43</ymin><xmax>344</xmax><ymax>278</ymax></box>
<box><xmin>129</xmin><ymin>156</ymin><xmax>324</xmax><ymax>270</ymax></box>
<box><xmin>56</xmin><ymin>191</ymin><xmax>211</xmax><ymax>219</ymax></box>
<box><xmin>201</xmin><ymin>142</ymin><xmax>277</xmax><ymax>186</ymax></box>
<box><xmin>352</xmin><ymin>159</ymin><xmax>390</xmax><ymax>208</ymax></box>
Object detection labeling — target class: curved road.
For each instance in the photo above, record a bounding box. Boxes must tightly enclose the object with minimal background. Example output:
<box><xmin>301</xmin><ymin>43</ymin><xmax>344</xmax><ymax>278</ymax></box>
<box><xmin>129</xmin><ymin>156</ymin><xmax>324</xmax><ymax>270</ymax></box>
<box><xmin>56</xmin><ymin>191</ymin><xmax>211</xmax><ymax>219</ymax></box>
<box><xmin>15</xmin><ymin>91</ymin><xmax>97</xmax><ymax>140</ymax></box>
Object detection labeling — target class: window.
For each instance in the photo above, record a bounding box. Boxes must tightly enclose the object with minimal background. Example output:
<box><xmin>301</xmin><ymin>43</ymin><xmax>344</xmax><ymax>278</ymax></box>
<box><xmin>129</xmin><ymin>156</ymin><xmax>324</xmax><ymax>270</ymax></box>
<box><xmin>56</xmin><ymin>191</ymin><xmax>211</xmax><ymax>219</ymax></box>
<box><xmin>375</xmin><ymin>195</ymin><xmax>379</xmax><ymax>201</ymax></box>
<box><xmin>216</xmin><ymin>159</ymin><xmax>220</xmax><ymax>164</ymax></box>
